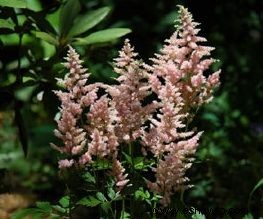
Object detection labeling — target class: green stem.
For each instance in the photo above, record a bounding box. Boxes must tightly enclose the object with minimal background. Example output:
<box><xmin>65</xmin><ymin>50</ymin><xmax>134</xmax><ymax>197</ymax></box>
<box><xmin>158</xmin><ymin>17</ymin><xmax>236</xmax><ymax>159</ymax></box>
<box><xmin>129</xmin><ymin>143</ymin><xmax>133</xmax><ymax>218</ymax></box>
<box><xmin>121</xmin><ymin>197</ymin><xmax>125</xmax><ymax>219</ymax></box>
<box><xmin>65</xmin><ymin>183</ymin><xmax>72</xmax><ymax>219</ymax></box>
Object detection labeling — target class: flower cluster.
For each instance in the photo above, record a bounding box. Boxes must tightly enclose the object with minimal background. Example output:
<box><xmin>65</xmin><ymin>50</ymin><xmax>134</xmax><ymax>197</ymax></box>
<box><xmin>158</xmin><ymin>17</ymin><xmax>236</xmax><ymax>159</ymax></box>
<box><xmin>52</xmin><ymin>6</ymin><xmax>220</xmax><ymax>206</ymax></box>
<box><xmin>140</xmin><ymin>5</ymin><xmax>220</xmax><ymax>206</ymax></box>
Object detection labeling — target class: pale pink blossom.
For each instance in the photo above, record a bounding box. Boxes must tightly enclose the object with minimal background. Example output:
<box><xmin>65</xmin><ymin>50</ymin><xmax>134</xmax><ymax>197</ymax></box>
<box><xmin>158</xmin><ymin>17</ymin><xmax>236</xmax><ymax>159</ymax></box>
<box><xmin>58</xmin><ymin>159</ymin><xmax>74</xmax><ymax>169</ymax></box>
<box><xmin>146</xmin><ymin>5</ymin><xmax>221</xmax><ymax>112</ymax></box>
<box><xmin>51</xmin><ymin>46</ymin><xmax>99</xmax><ymax>167</ymax></box>
<box><xmin>108</xmin><ymin>39</ymin><xmax>157</xmax><ymax>143</ymax></box>
<box><xmin>110</xmin><ymin>158</ymin><xmax>129</xmax><ymax>190</ymax></box>
<box><xmin>141</xmin><ymin>5</ymin><xmax>221</xmax><ymax>205</ymax></box>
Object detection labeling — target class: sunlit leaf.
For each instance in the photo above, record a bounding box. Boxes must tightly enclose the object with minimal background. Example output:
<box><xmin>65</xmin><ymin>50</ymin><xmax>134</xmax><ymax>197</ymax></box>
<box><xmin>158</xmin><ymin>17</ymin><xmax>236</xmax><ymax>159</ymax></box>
<box><xmin>26</xmin><ymin>0</ymin><xmax>42</xmax><ymax>11</ymax></box>
<box><xmin>78</xmin><ymin>196</ymin><xmax>101</xmax><ymax>207</ymax></box>
<box><xmin>192</xmin><ymin>211</ymin><xmax>206</xmax><ymax>219</ymax></box>
<box><xmin>0</xmin><ymin>0</ymin><xmax>26</xmax><ymax>8</ymax></box>
<box><xmin>74</xmin><ymin>28</ymin><xmax>131</xmax><ymax>45</ymax></box>
<box><xmin>83</xmin><ymin>172</ymin><xmax>96</xmax><ymax>184</ymax></box>
<box><xmin>11</xmin><ymin>208</ymin><xmax>43</xmax><ymax>219</ymax></box>
<box><xmin>0</xmin><ymin>18</ymin><xmax>15</xmax><ymax>30</ymax></box>
<box><xmin>107</xmin><ymin>187</ymin><xmax>116</xmax><ymax>200</ymax></box>
<box><xmin>69</xmin><ymin>7</ymin><xmax>111</xmax><ymax>37</ymax></box>
<box><xmin>120</xmin><ymin>211</ymin><xmax>131</xmax><ymax>219</ymax></box>
<box><xmin>34</xmin><ymin>31</ymin><xmax>58</xmax><ymax>46</ymax></box>
<box><xmin>36</xmin><ymin>201</ymin><xmax>52</xmax><ymax>212</ymax></box>
<box><xmin>52</xmin><ymin>205</ymin><xmax>66</xmax><ymax>213</ymax></box>
<box><xmin>59</xmin><ymin>196</ymin><xmax>70</xmax><ymax>208</ymax></box>
<box><xmin>96</xmin><ymin>192</ymin><xmax>107</xmax><ymax>202</ymax></box>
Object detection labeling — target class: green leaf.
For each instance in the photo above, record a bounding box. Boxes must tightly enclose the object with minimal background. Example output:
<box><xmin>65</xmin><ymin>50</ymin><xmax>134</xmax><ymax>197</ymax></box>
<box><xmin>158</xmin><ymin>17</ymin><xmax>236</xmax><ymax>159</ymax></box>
<box><xmin>59</xmin><ymin>196</ymin><xmax>70</xmax><ymax>208</ymax></box>
<box><xmin>26</xmin><ymin>0</ymin><xmax>42</xmax><ymax>11</ymax></box>
<box><xmin>69</xmin><ymin>7</ymin><xmax>111</xmax><ymax>37</ymax></box>
<box><xmin>52</xmin><ymin>205</ymin><xmax>66</xmax><ymax>213</ymax></box>
<box><xmin>0</xmin><ymin>18</ymin><xmax>15</xmax><ymax>30</ymax></box>
<box><xmin>250</xmin><ymin>178</ymin><xmax>263</xmax><ymax>197</ymax></box>
<box><xmin>192</xmin><ymin>211</ymin><xmax>206</xmax><ymax>219</ymax></box>
<box><xmin>31</xmin><ymin>212</ymin><xmax>44</xmax><ymax>219</ymax></box>
<box><xmin>0</xmin><ymin>0</ymin><xmax>26</xmax><ymax>8</ymax></box>
<box><xmin>11</xmin><ymin>208</ymin><xmax>43</xmax><ymax>219</ymax></box>
<box><xmin>243</xmin><ymin>214</ymin><xmax>254</xmax><ymax>219</ymax></box>
<box><xmin>59</xmin><ymin>0</ymin><xmax>80</xmax><ymax>36</ymax></box>
<box><xmin>83</xmin><ymin>172</ymin><xmax>96</xmax><ymax>184</ymax></box>
<box><xmin>74</xmin><ymin>28</ymin><xmax>131</xmax><ymax>45</ymax></box>
<box><xmin>120</xmin><ymin>211</ymin><xmax>131</xmax><ymax>219</ymax></box>
<box><xmin>93</xmin><ymin>158</ymin><xmax>111</xmax><ymax>170</ymax></box>
<box><xmin>122</xmin><ymin>152</ymin><xmax>132</xmax><ymax>164</ymax></box>
<box><xmin>11</xmin><ymin>209</ymin><xmax>32</xmax><ymax>219</ymax></box>
<box><xmin>96</xmin><ymin>192</ymin><xmax>107</xmax><ymax>202</ymax></box>
<box><xmin>134</xmin><ymin>157</ymin><xmax>144</xmax><ymax>169</ymax></box>
<box><xmin>101</xmin><ymin>202</ymin><xmax>110</xmax><ymax>213</ymax></box>
<box><xmin>248</xmin><ymin>178</ymin><xmax>263</xmax><ymax>207</ymax></box>
<box><xmin>78</xmin><ymin>196</ymin><xmax>101</xmax><ymax>207</ymax></box>
<box><xmin>36</xmin><ymin>201</ymin><xmax>52</xmax><ymax>212</ymax></box>
<box><xmin>34</xmin><ymin>31</ymin><xmax>58</xmax><ymax>46</ymax></box>
<box><xmin>135</xmin><ymin>190</ymin><xmax>145</xmax><ymax>200</ymax></box>
<box><xmin>107</xmin><ymin>187</ymin><xmax>116</xmax><ymax>200</ymax></box>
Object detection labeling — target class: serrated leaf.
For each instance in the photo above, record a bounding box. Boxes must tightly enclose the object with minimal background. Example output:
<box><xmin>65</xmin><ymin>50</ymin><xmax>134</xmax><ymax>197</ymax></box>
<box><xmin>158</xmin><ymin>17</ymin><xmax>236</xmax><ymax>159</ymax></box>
<box><xmin>0</xmin><ymin>18</ymin><xmax>15</xmax><ymax>30</ymax></box>
<box><xmin>0</xmin><ymin>0</ymin><xmax>26</xmax><ymax>8</ymax></box>
<box><xmin>31</xmin><ymin>212</ymin><xmax>44</xmax><ymax>219</ymax></box>
<box><xmin>36</xmin><ymin>201</ymin><xmax>52</xmax><ymax>212</ymax></box>
<box><xmin>96</xmin><ymin>192</ymin><xmax>107</xmax><ymax>202</ymax></box>
<box><xmin>145</xmin><ymin>190</ymin><xmax>150</xmax><ymax>199</ymax></box>
<box><xmin>11</xmin><ymin>209</ymin><xmax>32</xmax><ymax>219</ymax></box>
<box><xmin>134</xmin><ymin>157</ymin><xmax>145</xmax><ymax>169</ymax></box>
<box><xmin>52</xmin><ymin>205</ymin><xmax>66</xmax><ymax>213</ymax></box>
<box><xmin>101</xmin><ymin>202</ymin><xmax>110</xmax><ymax>213</ymax></box>
<box><xmin>74</xmin><ymin>28</ymin><xmax>131</xmax><ymax>45</ymax></box>
<box><xmin>192</xmin><ymin>211</ymin><xmax>206</xmax><ymax>219</ymax></box>
<box><xmin>120</xmin><ymin>211</ymin><xmax>131</xmax><ymax>219</ymax></box>
<box><xmin>135</xmin><ymin>190</ymin><xmax>145</xmax><ymax>200</ymax></box>
<box><xmin>78</xmin><ymin>196</ymin><xmax>101</xmax><ymax>207</ymax></box>
<box><xmin>59</xmin><ymin>0</ymin><xmax>80</xmax><ymax>36</ymax></box>
<box><xmin>83</xmin><ymin>172</ymin><xmax>96</xmax><ymax>184</ymax></box>
<box><xmin>69</xmin><ymin>7</ymin><xmax>111</xmax><ymax>37</ymax></box>
<box><xmin>34</xmin><ymin>31</ymin><xmax>58</xmax><ymax>46</ymax></box>
<box><xmin>107</xmin><ymin>187</ymin><xmax>116</xmax><ymax>200</ymax></box>
<box><xmin>59</xmin><ymin>196</ymin><xmax>70</xmax><ymax>208</ymax></box>
<box><xmin>122</xmin><ymin>152</ymin><xmax>132</xmax><ymax>164</ymax></box>
<box><xmin>11</xmin><ymin>208</ymin><xmax>43</xmax><ymax>219</ymax></box>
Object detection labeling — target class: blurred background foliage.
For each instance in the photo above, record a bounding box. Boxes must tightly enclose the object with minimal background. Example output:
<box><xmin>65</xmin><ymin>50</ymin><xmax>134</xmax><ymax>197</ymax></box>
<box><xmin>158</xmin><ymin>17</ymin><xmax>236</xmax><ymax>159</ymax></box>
<box><xmin>0</xmin><ymin>0</ymin><xmax>263</xmax><ymax>218</ymax></box>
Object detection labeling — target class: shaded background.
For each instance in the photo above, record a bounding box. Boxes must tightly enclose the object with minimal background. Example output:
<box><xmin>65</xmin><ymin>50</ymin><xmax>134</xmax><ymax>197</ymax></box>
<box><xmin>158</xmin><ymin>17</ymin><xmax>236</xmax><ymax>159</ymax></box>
<box><xmin>0</xmin><ymin>0</ymin><xmax>263</xmax><ymax>218</ymax></box>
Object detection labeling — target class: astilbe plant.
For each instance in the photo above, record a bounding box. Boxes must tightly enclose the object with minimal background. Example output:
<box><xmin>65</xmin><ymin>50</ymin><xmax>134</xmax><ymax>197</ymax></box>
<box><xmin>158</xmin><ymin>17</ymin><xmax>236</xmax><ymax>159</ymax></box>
<box><xmin>51</xmin><ymin>5</ymin><xmax>220</xmax><ymax>211</ymax></box>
